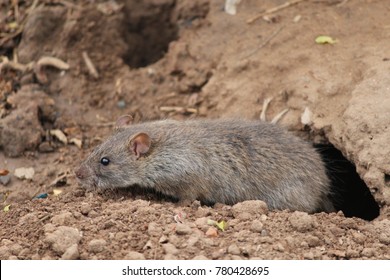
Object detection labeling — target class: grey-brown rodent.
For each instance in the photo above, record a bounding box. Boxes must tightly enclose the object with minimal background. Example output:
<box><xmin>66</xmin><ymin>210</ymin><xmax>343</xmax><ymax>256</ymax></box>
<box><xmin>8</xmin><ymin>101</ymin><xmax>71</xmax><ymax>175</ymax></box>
<box><xmin>75</xmin><ymin>116</ymin><xmax>334</xmax><ymax>213</ymax></box>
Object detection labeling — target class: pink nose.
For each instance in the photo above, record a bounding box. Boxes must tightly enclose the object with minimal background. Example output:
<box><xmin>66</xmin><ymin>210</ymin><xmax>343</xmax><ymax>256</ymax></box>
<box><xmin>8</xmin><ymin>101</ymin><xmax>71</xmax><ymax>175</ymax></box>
<box><xmin>75</xmin><ymin>167</ymin><xmax>85</xmax><ymax>179</ymax></box>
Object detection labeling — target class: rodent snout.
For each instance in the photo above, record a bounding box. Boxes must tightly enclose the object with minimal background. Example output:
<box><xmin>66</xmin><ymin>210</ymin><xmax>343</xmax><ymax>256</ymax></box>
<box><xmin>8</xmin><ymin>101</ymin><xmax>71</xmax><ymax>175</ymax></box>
<box><xmin>75</xmin><ymin>165</ymin><xmax>89</xmax><ymax>180</ymax></box>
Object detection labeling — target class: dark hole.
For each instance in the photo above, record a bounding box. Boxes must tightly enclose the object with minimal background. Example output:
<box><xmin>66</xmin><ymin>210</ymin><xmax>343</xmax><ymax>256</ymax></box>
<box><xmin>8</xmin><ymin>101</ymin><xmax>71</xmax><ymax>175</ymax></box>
<box><xmin>385</xmin><ymin>174</ymin><xmax>390</xmax><ymax>185</ymax></box>
<box><xmin>315</xmin><ymin>144</ymin><xmax>380</xmax><ymax>221</ymax></box>
<box><xmin>122</xmin><ymin>1</ymin><xmax>178</xmax><ymax>68</ymax></box>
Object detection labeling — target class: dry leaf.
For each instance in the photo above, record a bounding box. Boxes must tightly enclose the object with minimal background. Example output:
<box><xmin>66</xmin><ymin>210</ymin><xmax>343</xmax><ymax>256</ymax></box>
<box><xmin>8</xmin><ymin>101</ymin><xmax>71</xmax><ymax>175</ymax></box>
<box><xmin>50</xmin><ymin>129</ymin><xmax>68</xmax><ymax>144</ymax></box>
<box><xmin>69</xmin><ymin>138</ymin><xmax>82</xmax><ymax>149</ymax></box>
<box><xmin>53</xmin><ymin>189</ymin><xmax>63</xmax><ymax>196</ymax></box>
<box><xmin>0</xmin><ymin>169</ymin><xmax>9</xmax><ymax>176</ymax></box>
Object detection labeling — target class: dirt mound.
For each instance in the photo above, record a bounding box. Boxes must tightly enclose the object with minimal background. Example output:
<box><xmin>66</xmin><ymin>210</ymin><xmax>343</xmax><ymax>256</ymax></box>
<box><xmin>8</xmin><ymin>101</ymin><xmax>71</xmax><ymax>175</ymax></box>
<box><xmin>1</xmin><ymin>0</ymin><xmax>389</xmax><ymax>259</ymax></box>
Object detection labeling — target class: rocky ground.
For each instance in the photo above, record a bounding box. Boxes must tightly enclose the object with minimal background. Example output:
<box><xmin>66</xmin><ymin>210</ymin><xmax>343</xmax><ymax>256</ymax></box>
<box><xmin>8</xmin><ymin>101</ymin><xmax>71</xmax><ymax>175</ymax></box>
<box><xmin>0</xmin><ymin>0</ymin><xmax>389</xmax><ymax>260</ymax></box>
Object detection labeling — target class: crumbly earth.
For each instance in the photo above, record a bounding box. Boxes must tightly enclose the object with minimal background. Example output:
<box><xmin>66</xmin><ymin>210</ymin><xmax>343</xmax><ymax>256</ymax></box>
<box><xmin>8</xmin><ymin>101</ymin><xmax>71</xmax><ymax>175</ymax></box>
<box><xmin>0</xmin><ymin>0</ymin><xmax>389</xmax><ymax>260</ymax></box>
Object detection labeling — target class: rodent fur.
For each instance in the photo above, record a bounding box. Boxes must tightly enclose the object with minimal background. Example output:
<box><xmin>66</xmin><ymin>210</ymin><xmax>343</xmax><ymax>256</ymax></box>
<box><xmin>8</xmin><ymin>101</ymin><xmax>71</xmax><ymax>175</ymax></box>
<box><xmin>75</xmin><ymin>118</ymin><xmax>334</xmax><ymax>213</ymax></box>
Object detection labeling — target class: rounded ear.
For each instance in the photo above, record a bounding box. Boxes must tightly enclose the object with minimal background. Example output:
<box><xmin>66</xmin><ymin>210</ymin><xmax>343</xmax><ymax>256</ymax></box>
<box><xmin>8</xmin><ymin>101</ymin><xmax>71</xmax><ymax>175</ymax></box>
<box><xmin>129</xmin><ymin>132</ymin><xmax>151</xmax><ymax>159</ymax></box>
<box><xmin>115</xmin><ymin>115</ymin><xmax>133</xmax><ymax>129</ymax></box>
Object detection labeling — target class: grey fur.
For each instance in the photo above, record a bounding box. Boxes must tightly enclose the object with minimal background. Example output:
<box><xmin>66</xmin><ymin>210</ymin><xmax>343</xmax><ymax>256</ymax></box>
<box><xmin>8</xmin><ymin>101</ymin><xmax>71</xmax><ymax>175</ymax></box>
<box><xmin>75</xmin><ymin>119</ymin><xmax>334</xmax><ymax>213</ymax></box>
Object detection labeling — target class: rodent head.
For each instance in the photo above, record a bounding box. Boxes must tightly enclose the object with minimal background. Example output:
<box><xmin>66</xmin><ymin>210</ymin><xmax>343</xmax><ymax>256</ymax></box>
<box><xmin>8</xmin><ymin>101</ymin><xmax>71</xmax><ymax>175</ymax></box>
<box><xmin>75</xmin><ymin>115</ymin><xmax>152</xmax><ymax>190</ymax></box>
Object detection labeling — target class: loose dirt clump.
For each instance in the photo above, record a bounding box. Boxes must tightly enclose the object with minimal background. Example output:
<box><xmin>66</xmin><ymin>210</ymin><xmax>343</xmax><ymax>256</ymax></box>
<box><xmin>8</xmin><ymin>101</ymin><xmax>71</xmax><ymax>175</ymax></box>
<box><xmin>1</xmin><ymin>0</ymin><xmax>389</xmax><ymax>260</ymax></box>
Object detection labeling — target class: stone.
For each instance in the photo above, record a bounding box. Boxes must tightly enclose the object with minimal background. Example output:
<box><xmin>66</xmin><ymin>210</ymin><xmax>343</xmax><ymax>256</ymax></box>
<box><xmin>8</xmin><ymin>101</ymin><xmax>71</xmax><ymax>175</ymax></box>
<box><xmin>227</xmin><ymin>244</ymin><xmax>240</xmax><ymax>255</ymax></box>
<box><xmin>51</xmin><ymin>212</ymin><xmax>74</xmax><ymax>226</ymax></box>
<box><xmin>192</xmin><ymin>255</ymin><xmax>209</xmax><ymax>260</ymax></box>
<box><xmin>45</xmin><ymin>226</ymin><xmax>81</xmax><ymax>255</ymax></box>
<box><xmin>88</xmin><ymin>239</ymin><xmax>107</xmax><ymax>253</ymax></box>
<box><xmin>175</xmin><ymin>223</ymin><xmax>192</xmax><ymax>235</ymax></box>
<box><xmin>288</xmin><ymin>211</ymin><xmax>316</xmax><ymax>232</ymax></box>
<box><xmin>250</xmin><ymin>220</ymin><xmax>264</xmax><ymax>233</ymax></box>
<box><xmin>61</xmin><ymin>244</ymin><xmax>79</xmax><ymax>260</ymax></box>
<box><xmin>162</xmin><ymin>243</ymin><xmax>178</xmax><ymax>255</ymax></box>
<box><xmin>125</xmin><ymin>251</ymin><xmax>146</xmax><ymax>260</ymax></box>
<box><xmin>232</xmin><ymin>200</ymin><xmax>268</xmax><ymax>219</ymax></box>
<box><xmin>148</xmin><ymin>222</ymin><xmax>162</xmax><ymax>237</ymax></box>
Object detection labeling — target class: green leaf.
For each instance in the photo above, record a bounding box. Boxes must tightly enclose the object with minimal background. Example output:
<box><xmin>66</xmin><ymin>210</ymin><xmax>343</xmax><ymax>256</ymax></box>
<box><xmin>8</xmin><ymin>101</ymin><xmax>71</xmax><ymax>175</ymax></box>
<box><xmin>315</xmin><ymin>35</ymin><xmax>337</xmax><ymax>44</ymax></box>
<box><xmin>4</xmin><ymin>204</ymin><xmax>11</xmax><ymax>212</ymax></box>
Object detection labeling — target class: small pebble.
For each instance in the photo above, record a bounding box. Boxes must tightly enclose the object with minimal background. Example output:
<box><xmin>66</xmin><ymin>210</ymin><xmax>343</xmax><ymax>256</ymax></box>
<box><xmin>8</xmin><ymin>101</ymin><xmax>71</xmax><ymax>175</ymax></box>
<box><xmin>61</xmin><ymin>244</ymin><xmax>79</xmax><ymax>260</ymax></box>
<box><xmin>162</xmin><ymin>243</ymin><xmax>178</xmax><ymax>255</ymax></box>
<box><xmin>117</xmin><ymin>100</ymin><xmax>126</xmax><ymax>109</ymax></box>
<box><xmin>148</xmin><ymin>222</ymin><xmax>162</xmax><ymax>237</ymax></box>
<box><xmin>346</xmin><ymin>249</ymin><xmax>360</xmax><ymax>258</ymax></box>
<box><xmin>45</xmin><ymin>226</ymin><xmax>82</xmax><ymax>255</ymax></box>
<box><xmin>250</xmin><ymin>220</ymin><xmax>264</xmax><ymax>233</ymax></box>
<box><xmin>88</xmin><ymin>239</ymin><xmax>107</xmax><ymax>253</ymax></box>
<box><xmin>303</xmin><ymin>252</ymin><xmax>314</xmax><ymax>260</ymax></box>
<box><xmin>328</xmin><ymin>249</ymin><xmax>346</xmax><ymax>258</ymax></box>
<box><xmin>274</xmin><ymin>243</ymin><xmax>285</xmax><ymax>252</ymax></box>
<box><xmin>38</xmin><ymin>142</ymin><xmax>54</xmax><ymax>153</ymax></box>
<box><xmin>143</xmin><ymin>240</ymin><xmax>153</xmax><ymax>250</ymax></box>
<box><xmin>159</xmin><ymin>235</ymin><xmax>169</xmax><ymax>244</ymax></box>
<box><xmin>288</xmin><ymin>211</ymin><xmax>316</xmax><ymax>232</ymax></box>
<box><xmin>175</xmin><ymin>223</ymin><xmax>192</xmax><ymax>235</ymax></box>
<box><xmin>0</xmin><ymin>248</ymin><xmax>11</xmax><ymax>260</ymax></box>
<box><xmin>361</xmin><ymin>248</ymin><xmax>376</xmax><ymax>258</ymax></box>
<box><xmin>0</xmin><ymin>173</ymin><xmax>11</xmax><ymax>186</ymax></box>
<box><xmin>227</xmin><ymin>244</ymin><xmax>240</xmax><ymax>255</ymax></box>
<box><xmin>80</xmin><ymin>203</ymin><xmax>91</xmax><ymax>215</ymax></box>
<box><xmin>51</xmin><ymin>212</ymin><xmax>74</xmax><ymax>226</ymax></box>
<box><xmin>192</xmin><ymin>255</ymin><xmax>209</xmax><ymax>260</ymax></box>
<box><xmin>125</xmin><ymin>251</ymin><xmax>145</xmax><ymax>260</ymax></box>
<box><xmin>164</xmin><ymin>254</ymin><xmax>178</xmax><ymax>260</ymax></box>
<box><xmin>379</xmin><ymin>233</ymin><xmax>390</xmax><ymax>245</ymax></box>
<box><xmin>232</xmin><ymin>200</ymin><xmax>268</xmax><ymax>218</ymax></box>
<box><xmin>205</xmin><ymin>227</ymin><xmax>218</xmax><ymax>237</ymax></box>
<box><xmin>14</xmin><ymin>167</ymin><xmax>35</xmax><ymax>180</ymax></box>
<box><xmin>18</xmin><ymin>213</ymin><xmax>38</xmax><ymax>226</ymax></box>
<box><xmin>351</xmin><ymin>231</ymin><xmax>366</xmax><ymax>245</ymax></box>
<box><xmin>306</xmin><ymin>235</ymin><xmax>321</xmax><ymax>247</ymax></box>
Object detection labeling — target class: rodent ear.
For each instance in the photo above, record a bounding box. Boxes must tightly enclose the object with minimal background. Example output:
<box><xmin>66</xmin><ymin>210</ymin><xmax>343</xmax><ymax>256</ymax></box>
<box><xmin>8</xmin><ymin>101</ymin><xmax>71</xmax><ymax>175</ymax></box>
<box><xmin>115</xmin><ymin>115</ymin><xmax>133</xmax><ymax>129</ymax></box>
<box><xmin>129</xmin><ymin>132</ymin><xmax>151</xmax><ymax>159</ymax></box>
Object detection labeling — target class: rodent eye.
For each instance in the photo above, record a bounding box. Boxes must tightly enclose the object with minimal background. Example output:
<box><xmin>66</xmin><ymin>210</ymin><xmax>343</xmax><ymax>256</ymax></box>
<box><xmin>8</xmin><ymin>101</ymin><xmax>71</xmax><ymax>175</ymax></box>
<box><xmin>100</xmin><ymin>157</ymin><xmax>110</xmax><ymax>166</ymax></box>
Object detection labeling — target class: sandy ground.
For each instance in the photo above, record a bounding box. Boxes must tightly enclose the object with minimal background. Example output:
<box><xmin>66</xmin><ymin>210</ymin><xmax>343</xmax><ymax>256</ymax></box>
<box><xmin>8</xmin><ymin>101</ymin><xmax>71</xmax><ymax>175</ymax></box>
<box><xmin>0</xmin><ymin>0</ymin><xmax>389</xmax><ymax>260</ymax></box>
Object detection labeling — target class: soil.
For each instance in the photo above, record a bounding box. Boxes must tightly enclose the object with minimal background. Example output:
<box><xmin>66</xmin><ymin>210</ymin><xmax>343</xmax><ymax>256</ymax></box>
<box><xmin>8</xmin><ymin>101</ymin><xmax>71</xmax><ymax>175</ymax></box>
<box><xmin>1</xmin><ymin>0</ymin><xmax>390</xmax><ymax>260</ymax></box>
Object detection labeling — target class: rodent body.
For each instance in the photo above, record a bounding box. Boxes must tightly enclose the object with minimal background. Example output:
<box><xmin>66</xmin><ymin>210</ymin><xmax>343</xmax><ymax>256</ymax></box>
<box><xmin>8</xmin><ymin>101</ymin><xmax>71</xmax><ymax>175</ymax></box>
<box><xmin>76</xmin><ymin>118</ymin><xmax>334</xmax><ymax>213</ymax></box>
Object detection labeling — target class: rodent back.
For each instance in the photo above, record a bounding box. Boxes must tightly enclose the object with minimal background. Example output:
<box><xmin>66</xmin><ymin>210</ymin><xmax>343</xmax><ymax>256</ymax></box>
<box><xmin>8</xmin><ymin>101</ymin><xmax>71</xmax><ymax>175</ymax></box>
<box><xmin>118</xmin><ymin>119</ymin><xmax>330</xmax><ymax>209</ymax></box>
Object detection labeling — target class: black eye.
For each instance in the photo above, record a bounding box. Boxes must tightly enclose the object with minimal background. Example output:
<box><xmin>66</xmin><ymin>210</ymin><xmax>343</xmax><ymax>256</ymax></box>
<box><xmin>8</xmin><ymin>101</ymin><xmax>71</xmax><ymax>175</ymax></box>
<box><xmin>100</xmin><ymin>157</ymin><xmax>110</xmax><ymax>166</ymax></box>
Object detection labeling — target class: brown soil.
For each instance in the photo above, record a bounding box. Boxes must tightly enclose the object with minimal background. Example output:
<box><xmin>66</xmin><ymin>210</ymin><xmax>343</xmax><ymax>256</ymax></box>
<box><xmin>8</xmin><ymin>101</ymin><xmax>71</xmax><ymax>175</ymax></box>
<box><xmin>1</xmin><ymin>0</ymin><xmax>389</xmax><ymax>260</ymax></box>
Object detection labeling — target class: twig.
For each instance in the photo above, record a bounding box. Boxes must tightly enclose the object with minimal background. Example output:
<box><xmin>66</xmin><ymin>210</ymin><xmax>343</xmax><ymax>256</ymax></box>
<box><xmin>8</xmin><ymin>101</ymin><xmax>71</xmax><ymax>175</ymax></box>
<box><xmin>242</xmin><ymin>25</ymin><xmax>285</xmax><ymax>59</ymax></box>
<box><xmin>160</xmin><ymin>106</ymin><xmax>197</xmax><ymax>114</ymax></box>
<box><xmin>37</xmin><ymin>56</ymin><xmax>70</xmax><ymax>70</ymax></box>
<box><xmin>0</xmin><ymin>0</ymin><xmax>39</xmax><ymax>44</ymax></box>
<box><xmin>271</xmin><ymin>109</ymin><xmax>289</xmax><ymax>124</ymax></box>
<box><xmin>82</xmin><ymin>51</ymin><xmax>99</xmax><ymax>79</ymax></box>
<box><xmin>260</xmin><ymin>97</ymin><xmax>273</xmax><ymax>122</ymax></box>
<box><xmin>12</xmin><ymin>0</ymin><xmax>20</xmax><ymax>22</ymax></box>
<box><xmin>0</xmin><ymin>56</ymin><xmax>30</xmax><ymax>72</ymax></box>
<box><xmin>247</xmin><ymin>0</ymin><xmax>308</xmax><ymax>24</ymax></box>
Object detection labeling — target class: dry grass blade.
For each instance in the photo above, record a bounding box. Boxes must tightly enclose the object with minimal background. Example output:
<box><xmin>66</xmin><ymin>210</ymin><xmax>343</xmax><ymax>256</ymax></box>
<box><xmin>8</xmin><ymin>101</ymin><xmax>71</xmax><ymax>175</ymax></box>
<box><xmin>247</xmin><ymin>0</ymin><xmax>308</xmax><ymax>24</ymax></box>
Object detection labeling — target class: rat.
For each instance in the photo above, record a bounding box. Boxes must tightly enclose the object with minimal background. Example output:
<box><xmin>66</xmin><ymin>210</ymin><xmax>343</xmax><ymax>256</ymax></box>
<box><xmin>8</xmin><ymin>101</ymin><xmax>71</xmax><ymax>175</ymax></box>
<box><xmin>75</xmin><ymin>115</ymin><xmax>335</xmax><ymax>213</ymax></box>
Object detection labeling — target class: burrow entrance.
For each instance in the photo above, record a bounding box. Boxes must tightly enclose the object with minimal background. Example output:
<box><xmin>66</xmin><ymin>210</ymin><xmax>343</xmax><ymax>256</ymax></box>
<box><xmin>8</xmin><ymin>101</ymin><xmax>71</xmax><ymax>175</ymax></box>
<box><xmin>121</xmin><ymin>0</ymin><xmax>209</xmax><ymax>68</ymax></box>
<box><xmin>315</xmin><ymin>144</ymin><xmax>380</xmax><ymax>221</ymax></box>
<box><xmin>121</xmin><ymin>1</ymin><xmax>178</xmax><ymax>68</ymax></box>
